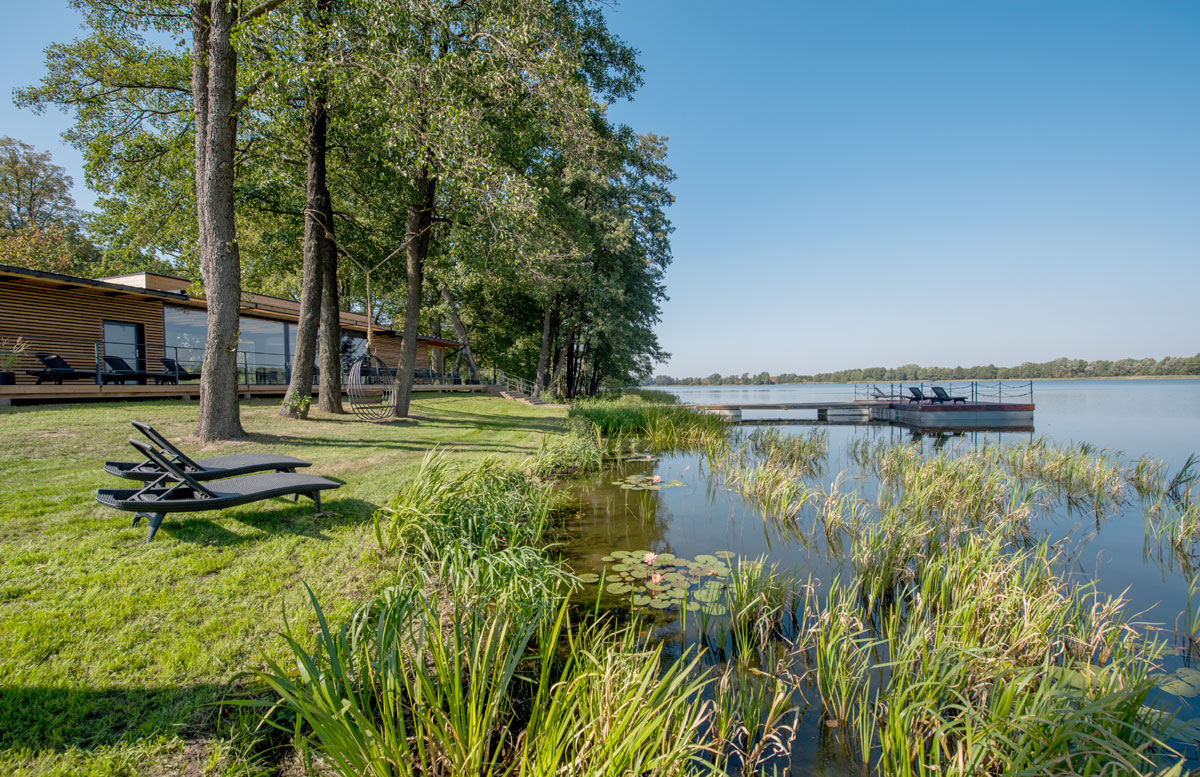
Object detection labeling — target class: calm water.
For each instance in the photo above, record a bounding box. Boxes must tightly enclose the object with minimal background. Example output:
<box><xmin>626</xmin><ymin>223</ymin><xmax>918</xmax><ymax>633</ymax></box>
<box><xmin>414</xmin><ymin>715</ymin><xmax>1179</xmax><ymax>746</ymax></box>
<box><xmin>561</xmin><ymin>379</ymin><xmax>1200</xmax><ymax>773</ymax></box>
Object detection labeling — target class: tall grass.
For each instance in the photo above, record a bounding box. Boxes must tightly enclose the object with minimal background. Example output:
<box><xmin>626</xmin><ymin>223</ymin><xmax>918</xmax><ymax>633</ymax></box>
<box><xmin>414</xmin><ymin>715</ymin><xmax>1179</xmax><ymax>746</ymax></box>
<box><xmin>570</xmin><ymin>395</ymin><xmax>727</xmax><ymax>451</ymax></box>
<box><xmin>373</xmin><ymin>450</ymin><xmax>564</xmax><ymax>559</ymax></box>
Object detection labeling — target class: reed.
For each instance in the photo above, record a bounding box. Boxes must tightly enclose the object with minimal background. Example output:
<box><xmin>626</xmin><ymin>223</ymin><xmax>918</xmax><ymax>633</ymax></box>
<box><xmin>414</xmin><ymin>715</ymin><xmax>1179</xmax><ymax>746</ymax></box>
<box><xmin>373</xmin><ymin>450</ymin><xmax>564</xmax><ymax>558</ymax></box>
<box><xmin>569</xmin><ymin>396</ymin><xmax>728</xmax><ymax>452</ymax></box>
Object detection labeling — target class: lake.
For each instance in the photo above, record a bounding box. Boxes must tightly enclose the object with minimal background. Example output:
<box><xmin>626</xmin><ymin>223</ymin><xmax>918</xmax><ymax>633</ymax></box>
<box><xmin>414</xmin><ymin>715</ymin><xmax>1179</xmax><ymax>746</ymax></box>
<box><xmin>562</xmin><ymin>379</ymin><xmax>1200</xmax><ymax>773</ymax></box>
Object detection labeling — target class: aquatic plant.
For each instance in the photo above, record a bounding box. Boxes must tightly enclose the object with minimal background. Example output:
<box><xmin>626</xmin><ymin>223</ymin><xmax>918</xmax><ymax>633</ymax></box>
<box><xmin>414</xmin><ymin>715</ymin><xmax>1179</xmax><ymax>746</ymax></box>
<box><xmin>581</xmin><ymin>549</ymin><xmax>736</xmax><ymax>614</ymax></box>
<box><xmin>373</xmin><ymin>450</ymin><xmax>564</xmax><ymax>558</ymax></box>
<box><xmin>611</xmin><ymin>473</ymin><xmax>685</xmax><ymax>491</ymax></box>
<box><xmin>569</xmin><ymin>395</ymin><xmax>728</xmax><ymax>451</ymax></box>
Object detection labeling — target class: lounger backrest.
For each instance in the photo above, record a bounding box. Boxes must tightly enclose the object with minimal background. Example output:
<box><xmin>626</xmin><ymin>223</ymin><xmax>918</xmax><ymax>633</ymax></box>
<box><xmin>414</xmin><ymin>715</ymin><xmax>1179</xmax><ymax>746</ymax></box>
<box><xmin>132</xmin><ymin>421</ymin><xmax>205</xmax><ymax>472</ymax></box>
<box><xmin>908</xmin><ymin>387</ymin><xmax>925</xmax><ymax>400</ymax></box>
<box><xmin>36</xmin><ymin>352</ymin><xmax>73</xmax><ymax>371</ymax></box>
<box><xmin>104</xmin><ymin>355</ymin><xmax>136</xmax><ymax>373</ymax></box>
<box><xmin>128</xmin><ymin>438</ymin><xmax>219</xmax><ymax>498</ymax></box>
<box><xmin>932</xmin><ymin>387</ymin><xmax>949</xmax><ymax>399</ymax></box>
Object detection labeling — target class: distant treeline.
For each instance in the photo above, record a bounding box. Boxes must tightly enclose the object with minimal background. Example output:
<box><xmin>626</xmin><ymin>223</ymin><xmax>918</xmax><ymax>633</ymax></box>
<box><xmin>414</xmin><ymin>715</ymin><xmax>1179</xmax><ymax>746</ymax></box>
<box><xmin>649</xmin><ymin>353</ymin><xmax>1200</xmax><ymax>386</ymax></box>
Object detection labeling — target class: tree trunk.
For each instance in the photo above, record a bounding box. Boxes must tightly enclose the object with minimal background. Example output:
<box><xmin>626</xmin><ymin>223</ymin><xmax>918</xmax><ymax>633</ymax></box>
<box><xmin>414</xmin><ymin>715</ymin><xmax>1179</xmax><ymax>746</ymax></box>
<box><xmin>428</xmin><ymin>308</ymin><xmax>442</xmax><ymax>376</ymax></box>
<box><xmin>391</xmin><ymin>169</ymin><xmax>436</xmax><ymax>417</ymax></box>
<box><xmin>563</xmin><ymin>324</ymin><xmax>578</xmax><ymax>399</ymax></box>
<box><xmin>194</xmin><ymin>0</ymin><xmax>244</xmax><ymax>441</ymax></box>
<box><xmin>280</xmin><ymin>75</ymin><xmax>328</xmax><ymax>418</ymax></box>
<box><xmin>535</xmin><ymin>296</ymin><xmax>558</xmax><ymax>396</ymax></box>
<box><xmin>316</xmin><ymin>211</ymin><xmax>342</xmax><ymax>412</ymax></box>
<box><xmin>437</xmin><ymin>282</ymin><xmax>480</xmax><ymax>383</ymax></box>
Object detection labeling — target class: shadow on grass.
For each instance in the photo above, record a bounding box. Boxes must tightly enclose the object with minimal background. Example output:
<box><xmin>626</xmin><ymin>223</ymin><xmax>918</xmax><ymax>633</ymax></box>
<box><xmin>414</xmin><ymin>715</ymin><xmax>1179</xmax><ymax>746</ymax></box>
<box><xmin>152</xmin><ymin>496</ymin><xmax>378</xmax><ymax>546</ymax></box>
<box><xmin>0</xmin><ymin>682</ymin><xmax>228</xmax><ymax>753</ymax></box>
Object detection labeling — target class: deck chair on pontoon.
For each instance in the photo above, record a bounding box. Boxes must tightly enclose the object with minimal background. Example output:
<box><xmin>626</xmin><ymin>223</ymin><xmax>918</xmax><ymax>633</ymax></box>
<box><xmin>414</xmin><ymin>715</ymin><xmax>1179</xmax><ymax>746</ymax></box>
<box><xmin>931</xmin><ymin>386</ymin><xmax>967</xmax><ymax>404</ymax></box>
<box><xmin>104</xmin><ymin>421</ymin><xmax>311</xmax><ymax>482</ymax></box>
<box><xmin>907</xmin><ymin>387</ymin><xmax>932</xmax><ymax>403</ymax></box>
<box><xmin>98</xmin><ymin>438</ymin><xmax>340</xmax><ymax>541</ymax></box>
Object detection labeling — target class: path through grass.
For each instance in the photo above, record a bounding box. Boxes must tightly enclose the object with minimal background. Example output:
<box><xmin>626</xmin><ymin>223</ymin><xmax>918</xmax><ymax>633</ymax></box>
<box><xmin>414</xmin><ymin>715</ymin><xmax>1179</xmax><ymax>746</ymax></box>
<box><xmin>0</xmin><ymin>395</ymin><xmax>565</xmax><ymax>775</ymax></box>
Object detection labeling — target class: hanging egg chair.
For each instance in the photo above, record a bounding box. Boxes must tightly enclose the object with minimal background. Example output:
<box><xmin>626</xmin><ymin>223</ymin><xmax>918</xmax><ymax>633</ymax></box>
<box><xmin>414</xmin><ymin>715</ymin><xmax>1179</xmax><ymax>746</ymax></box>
<box><xmin>346</xmin><ymin>351</ymin><xmax>396</xmax><ymax>421</ymax></box>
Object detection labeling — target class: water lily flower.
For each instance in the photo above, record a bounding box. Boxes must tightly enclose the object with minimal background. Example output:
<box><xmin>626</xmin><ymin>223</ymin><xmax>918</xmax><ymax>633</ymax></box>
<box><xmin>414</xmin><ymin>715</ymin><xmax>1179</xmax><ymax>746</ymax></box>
<box><xmin>650</xmin><ymin>573</ymin><xmax>664</xmax><ymax>584</ymax></box>
<box><xmin>651</xmin><ymin>475</ymin><xmax>662</xmax><ymax>483</ymax></box>
<box><xmin>642</xmin><ymin>552</ymin><xmax>658</xmax><ymax>564</ymax></box>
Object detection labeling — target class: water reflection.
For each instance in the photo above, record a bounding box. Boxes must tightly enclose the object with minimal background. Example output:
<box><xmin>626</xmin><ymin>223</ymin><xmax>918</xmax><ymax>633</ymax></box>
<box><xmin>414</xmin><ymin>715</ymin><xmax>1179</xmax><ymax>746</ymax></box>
<box><xmin>562</xmin><ymin>381</ymin><xmax>1200</xmax><ymax>771</ymax></box>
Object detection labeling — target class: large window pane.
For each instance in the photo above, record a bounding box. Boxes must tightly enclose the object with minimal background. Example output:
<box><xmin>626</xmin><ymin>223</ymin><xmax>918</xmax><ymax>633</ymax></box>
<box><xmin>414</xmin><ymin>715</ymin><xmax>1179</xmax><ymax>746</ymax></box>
<box><xmin>239</xmin><ymin>317</ymin><xmax>287</xmax><ymax>385</ymax></box>
<box><xmin>163</xmin><ymin>305</ymin><xmax>208</xmax><ymax>372</ymax></box>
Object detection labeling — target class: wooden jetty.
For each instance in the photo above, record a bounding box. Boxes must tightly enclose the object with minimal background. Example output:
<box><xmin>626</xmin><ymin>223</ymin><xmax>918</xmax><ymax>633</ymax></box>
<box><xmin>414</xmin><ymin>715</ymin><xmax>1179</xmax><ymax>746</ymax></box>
<box><xmin>690</xmin><ymin>399</ymin><xmax>1034</xmax><ymax>429</ymax></box>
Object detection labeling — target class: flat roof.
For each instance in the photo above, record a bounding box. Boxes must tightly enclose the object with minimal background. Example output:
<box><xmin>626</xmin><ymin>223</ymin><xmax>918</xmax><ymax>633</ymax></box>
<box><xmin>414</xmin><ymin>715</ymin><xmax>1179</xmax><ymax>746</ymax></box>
<box><xmin>0</xmin><ymin>264</ymin><xmax>462</xmax><ymax>347</ymax></box>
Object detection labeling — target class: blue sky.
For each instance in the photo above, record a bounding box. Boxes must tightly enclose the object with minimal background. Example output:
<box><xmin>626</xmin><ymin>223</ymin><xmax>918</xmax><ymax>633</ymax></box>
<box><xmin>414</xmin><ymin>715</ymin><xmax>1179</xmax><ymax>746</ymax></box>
<box><xmin>4</xmin><ymin>2</ymin><xmax>1199</xmax><ymax>375</ymax></box>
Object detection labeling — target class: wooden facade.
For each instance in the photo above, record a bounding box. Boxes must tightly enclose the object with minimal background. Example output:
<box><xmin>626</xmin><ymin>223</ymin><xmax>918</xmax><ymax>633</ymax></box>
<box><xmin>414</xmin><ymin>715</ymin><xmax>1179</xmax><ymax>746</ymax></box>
<box><xmin>0</xmin><ymin>264</ymin><xmax>461</xmax><ymax>399</ymax></box>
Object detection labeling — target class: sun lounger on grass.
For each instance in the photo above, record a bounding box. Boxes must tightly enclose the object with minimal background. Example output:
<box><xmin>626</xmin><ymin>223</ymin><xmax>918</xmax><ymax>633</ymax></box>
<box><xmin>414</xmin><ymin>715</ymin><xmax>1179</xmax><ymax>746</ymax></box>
<box><xmin>97</xmin><ymin>438</ymin><xmax>339</xmax><ymax>541</ymax></box>
<box><xmin>931</xmin><ymin>386</ymin><xmax>967</xmax><ymax>404</ymax></box>
<box><xmin>104</xmin><ymin>421</ymin><xmax>311</xmax><ymax>482</ymax></box>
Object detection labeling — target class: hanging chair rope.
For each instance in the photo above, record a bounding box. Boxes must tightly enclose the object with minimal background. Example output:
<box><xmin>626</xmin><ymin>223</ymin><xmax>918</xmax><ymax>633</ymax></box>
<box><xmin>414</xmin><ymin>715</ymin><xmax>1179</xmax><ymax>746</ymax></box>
<box><xmin>347</xmin><ymin>352</ymin><xmax>396</xmax><ymax>421</ymax></box>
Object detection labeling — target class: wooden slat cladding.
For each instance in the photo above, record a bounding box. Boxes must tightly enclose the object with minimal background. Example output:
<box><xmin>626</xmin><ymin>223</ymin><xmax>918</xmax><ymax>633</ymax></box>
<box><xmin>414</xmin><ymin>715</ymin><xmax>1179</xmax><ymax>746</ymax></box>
<box><xmin>372</xmin><ymin>336</ymin><xmax>433</xmax><ymax>371</ymax></box>
<box><xmin>0</xmin><ymin>279</ymin><xmax>167</xmax><ymax>384</ymax></box>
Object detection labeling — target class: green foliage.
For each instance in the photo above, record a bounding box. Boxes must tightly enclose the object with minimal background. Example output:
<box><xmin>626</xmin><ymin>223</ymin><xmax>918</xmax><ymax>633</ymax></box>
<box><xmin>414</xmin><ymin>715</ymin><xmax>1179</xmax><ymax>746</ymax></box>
<box><xmin>372</xmin><ymin>450</ymin><xmax>565</xmax><ymax>559</ymax></box>
<box><xmin>569</xmin><ymin>395</ymin><xmax>727</xmax><ymax>451</ymax></box>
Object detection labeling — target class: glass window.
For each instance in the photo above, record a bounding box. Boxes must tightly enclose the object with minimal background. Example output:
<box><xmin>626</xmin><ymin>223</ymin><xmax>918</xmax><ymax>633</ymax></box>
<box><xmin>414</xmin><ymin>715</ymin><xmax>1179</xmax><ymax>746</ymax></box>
<box><xmin>239</xmin><ymin>316</ymin><xmax>288</xmax><ymax>385</ymax></box>
<box><xmin>163</xmin><ymin>305</ymin><xmax>208</xmax><ymax>373</ymax></box>
<box><xmin>164</xmin><ymin>306</ymin><xmax>292</xmax><ymax>385</ymax></box>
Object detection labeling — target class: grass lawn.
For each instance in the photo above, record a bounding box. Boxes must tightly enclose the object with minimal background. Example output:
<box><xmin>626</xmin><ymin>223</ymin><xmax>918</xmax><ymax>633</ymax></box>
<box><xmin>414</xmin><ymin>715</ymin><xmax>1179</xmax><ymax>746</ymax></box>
<box><xmin>0</xmin><ymin>394</ymin><xmax>566</xmax><ymax>776</ymax></box>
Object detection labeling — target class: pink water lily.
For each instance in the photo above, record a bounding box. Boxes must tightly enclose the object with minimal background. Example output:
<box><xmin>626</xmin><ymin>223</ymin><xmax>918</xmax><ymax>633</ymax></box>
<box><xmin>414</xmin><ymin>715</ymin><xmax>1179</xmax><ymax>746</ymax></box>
<box><xmin>651</xmin><ymin>475</ymin><xmax>662</xmax><ymax>483</ymax></box>
<box><xmin>650</xmin><ymin>573</ymin><xmax>664</xmax><ymax>585</ymax></box>
<box><xmin>642</xmin><ymin>552</ymin><xmax>658</xmax><ymax>565</ymax></box>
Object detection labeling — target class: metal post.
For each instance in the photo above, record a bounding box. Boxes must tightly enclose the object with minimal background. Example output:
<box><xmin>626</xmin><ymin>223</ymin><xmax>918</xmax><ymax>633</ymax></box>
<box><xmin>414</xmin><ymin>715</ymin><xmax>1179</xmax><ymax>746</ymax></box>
<box><xmin>94</xmin><ymin>341</ymin><xmax>102</xmax><ymax>387</ymax></box>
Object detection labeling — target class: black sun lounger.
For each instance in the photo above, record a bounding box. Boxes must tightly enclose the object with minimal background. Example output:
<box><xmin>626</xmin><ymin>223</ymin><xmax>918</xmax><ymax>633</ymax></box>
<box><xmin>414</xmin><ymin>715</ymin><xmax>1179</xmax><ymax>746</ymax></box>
<box><xmin>104</xmin><ymin>421</ymin><xmax>312</xmax><ymax>482</ymax></box>
<box><xmin>25</xmin><ymin>352</ymin><xmax>100</xmax><ymax>384</ymax></box>
<box><xmin>103</xmin><ymin>355</ymin><xmax>176</xmax><ymax>385</ymax></box>
<box><xmin>97</xmin><ymin>439</ymin><xmax>340</xmax><ymax>541</ymax></box>
<box><xmin>931</xmin><ymin>386</ymin><xmax>967</xmax><ymax>404</ymax></box>
<box><xmin>907</xmin><ymin>387</ymin><xmax>932</xmax><ymax>403</ymax></box>
<box><xmin>160</xmin><ymin>357</ymin><xmax>201</xmax><ymax>381</ymax></box>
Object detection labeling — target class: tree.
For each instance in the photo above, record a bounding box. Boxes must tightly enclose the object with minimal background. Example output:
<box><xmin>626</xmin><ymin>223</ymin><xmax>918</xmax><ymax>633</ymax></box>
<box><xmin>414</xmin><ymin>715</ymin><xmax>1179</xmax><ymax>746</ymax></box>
<box><xmin>344</xmin><ymin>0</ymin><xmax>641</xmax><ymax>417</ymax></box>
<box><xmin>0</xmin><ymin>136</ymin><xmax>79</xmax><ymax>233</ymax></box>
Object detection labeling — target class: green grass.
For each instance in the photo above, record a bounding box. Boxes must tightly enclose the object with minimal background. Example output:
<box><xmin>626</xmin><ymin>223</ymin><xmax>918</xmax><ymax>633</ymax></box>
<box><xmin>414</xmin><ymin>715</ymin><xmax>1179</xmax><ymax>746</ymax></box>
<box><xmin>0</xmin><ymin>395</ymin><xmax>566</xmax><ymax>776</ymax></box>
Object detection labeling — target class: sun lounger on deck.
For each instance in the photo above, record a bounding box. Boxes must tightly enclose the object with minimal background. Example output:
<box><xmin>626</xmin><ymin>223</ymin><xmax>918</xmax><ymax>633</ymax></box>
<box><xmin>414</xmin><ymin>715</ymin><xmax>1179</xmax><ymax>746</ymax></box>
<box><xmin>25</xmin><ymin>352</ymin><xmax>100</xmax><ymax>384</ymax></box>
<box><xmin>160</xmin><ymin>357</ymin><xmax>201</xmax><ymax>381</ymax></box>
<box><xmin>97</xmin><ymin>438</ymin><xmax>339</xmax><ymax>541</ymax></box>
<box><xmin>104</xmin><ymin>421</ymin><xmax>311</xmax><ymax>482</ymax></box>
<box><xmin>102</xmin><ymin>355</ymin><xmax>175</xmax><ymax>385</ymax></box>
<box><xmin>931</xmin><ymin>386</ymin><xmax>967</xmax><ymax>404</ymax></box>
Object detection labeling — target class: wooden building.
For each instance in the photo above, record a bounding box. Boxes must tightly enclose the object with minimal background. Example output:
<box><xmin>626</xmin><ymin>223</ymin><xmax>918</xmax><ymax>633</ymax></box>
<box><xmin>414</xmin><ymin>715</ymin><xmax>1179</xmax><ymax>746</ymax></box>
<box><xmin>0</xmin><ymin>263</ymin><xmax>463</xmax><ymax>402</ymax></box>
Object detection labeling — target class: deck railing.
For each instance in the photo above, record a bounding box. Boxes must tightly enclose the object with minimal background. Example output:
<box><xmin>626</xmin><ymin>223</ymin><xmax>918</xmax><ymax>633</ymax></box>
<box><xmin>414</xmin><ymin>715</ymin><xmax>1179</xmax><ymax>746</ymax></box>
<box><xmin>853</xmin><ymin>380</ymin><xmax>1034</xmax><ymax>403</ymax></box>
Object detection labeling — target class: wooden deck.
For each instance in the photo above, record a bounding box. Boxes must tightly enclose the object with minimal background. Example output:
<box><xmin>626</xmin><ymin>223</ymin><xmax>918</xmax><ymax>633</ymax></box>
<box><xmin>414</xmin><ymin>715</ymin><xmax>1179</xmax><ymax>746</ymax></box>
<box><xmin>0</xmin><ymin>382</ymin><xmax>490</xmax><ymax>404</ymax></box>
<box><xmin>688</xmin><ymin>399</ymin><xmax>1035</xmax><ymax>429</ymax></box>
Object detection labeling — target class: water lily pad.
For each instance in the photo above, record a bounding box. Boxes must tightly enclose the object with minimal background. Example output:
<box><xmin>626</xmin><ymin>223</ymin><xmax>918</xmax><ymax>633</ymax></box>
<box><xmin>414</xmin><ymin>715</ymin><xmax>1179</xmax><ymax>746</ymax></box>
<box><xmin>577</xmin><ymin>573</ymin><xmax>601</xmax><ymax>584</ymax></box>
<box><xmin>654</xmin><ymin>552</ymin><xmax>676</xmax><ymax>564</ymax></box>
<box><xmin>645</xmin><ymin>582</ymin><xmax>669</xmax><ymax>593</ymax></box>
<box><xmin>1156</xmin><ymin>668</ymin><xmax>1200</xmax><ymax>698</ymax></box>
<box><xmin>628</xmin><ymin>567</ymin><xmax>648</xmax><ymax>579</ymax></box>
<box><xmin>692</xmin><ymin>588</ymin><xmax>722</xmax><ymax>604</ymax></box>
<box><xmin>665</xmin><ymin>588</ymin><xmax>688</xmax><ymax>600</ymax></box>
<box><xmin>611</xmin><ymin>563</ymin><xmax>631</xmax><ymax>572</ymax></box>
<box><xmin>649</xmin><ymin>598</ymin><xmax>673</xmax><ymax>609</ymax></box>
<box><xmin>700</xmin><ymin>604</ymin><xmax>727</xmax><ymax>616</ymax></box>
<box><xmin>600</xmin><ymin>555</ymin><xmax>616</xmax><ymax>562</ymax></box>
<box><xmin>714</xmin><ymin>551</ymin><xmax>736</xmax><ymax>559</ymax></box>
<box><xmin>1172</xmin><ymin>717</ymin><xmax>1200</xmax><ymax>742</ymax></box>
<box><xmin>606</xmin><ymin>582</ymin><xmax>632</xmax><ymax>595</ymax></box>
<box><xmin>631</xmin><ymin>594</ymin><xmax>652</xmax><ymax>607</ymax></box>
<box><xmin>694</xmin><ymin>554</ymin><xmax>719</xmax><ymax>566</ymax></box>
